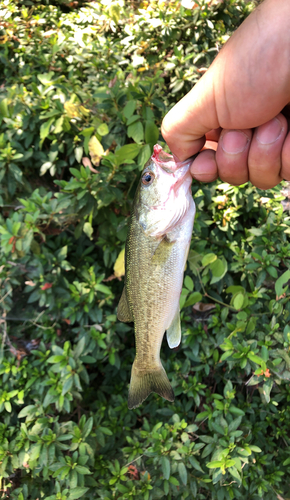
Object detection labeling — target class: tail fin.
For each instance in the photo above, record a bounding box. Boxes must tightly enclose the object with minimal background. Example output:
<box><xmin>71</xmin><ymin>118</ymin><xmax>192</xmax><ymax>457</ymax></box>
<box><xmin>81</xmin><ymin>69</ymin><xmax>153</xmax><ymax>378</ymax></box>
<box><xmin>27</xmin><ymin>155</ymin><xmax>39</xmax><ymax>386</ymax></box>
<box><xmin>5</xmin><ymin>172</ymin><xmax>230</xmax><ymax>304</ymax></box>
<box><xmin>128</xmin><ymin>361</ymin><xmax>174</xmax><ymax>409</ymax></box>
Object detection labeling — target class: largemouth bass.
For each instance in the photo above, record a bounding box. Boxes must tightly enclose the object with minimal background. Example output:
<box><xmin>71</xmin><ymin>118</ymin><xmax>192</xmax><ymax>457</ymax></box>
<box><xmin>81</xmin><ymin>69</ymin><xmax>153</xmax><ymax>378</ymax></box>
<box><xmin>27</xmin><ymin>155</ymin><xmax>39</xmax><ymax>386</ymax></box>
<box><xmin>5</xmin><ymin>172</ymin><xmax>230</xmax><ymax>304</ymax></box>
<box><xmin>117</xmin><ymin>144</ymin><xmax>196</xmax><ymax>409</ymax></box>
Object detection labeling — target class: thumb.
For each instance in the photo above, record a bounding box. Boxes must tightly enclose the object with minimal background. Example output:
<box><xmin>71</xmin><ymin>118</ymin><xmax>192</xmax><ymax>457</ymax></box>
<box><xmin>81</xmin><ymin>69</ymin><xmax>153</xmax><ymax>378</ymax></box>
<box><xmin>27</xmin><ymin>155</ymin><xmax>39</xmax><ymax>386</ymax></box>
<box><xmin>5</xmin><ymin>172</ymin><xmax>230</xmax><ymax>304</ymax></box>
<box><xmin>161</xmin><ymin>0</ymin><xmax>290</xmax><ymax>161</ymax></box>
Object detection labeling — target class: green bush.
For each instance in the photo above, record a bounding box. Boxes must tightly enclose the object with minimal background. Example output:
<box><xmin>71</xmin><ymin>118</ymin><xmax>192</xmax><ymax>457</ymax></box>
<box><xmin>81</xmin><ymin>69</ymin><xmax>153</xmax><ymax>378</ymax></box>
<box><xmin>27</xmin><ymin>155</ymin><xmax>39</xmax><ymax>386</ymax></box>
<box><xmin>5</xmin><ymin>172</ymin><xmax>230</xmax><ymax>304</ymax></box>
<box><xmin>1</xmin><ymin>0</ymin><xmax>290</xmax><ymax>498</ymax></box>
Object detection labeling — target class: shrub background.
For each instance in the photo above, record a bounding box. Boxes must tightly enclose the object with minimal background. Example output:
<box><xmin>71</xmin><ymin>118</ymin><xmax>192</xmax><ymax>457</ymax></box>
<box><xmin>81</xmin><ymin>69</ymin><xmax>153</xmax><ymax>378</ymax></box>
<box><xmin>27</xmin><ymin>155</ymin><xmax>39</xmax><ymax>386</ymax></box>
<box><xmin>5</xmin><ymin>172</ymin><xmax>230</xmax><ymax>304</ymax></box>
<box><xmin>1</xmin><ymin>0</ymin><xmax>290</xmax><ymax>499</ymax></box>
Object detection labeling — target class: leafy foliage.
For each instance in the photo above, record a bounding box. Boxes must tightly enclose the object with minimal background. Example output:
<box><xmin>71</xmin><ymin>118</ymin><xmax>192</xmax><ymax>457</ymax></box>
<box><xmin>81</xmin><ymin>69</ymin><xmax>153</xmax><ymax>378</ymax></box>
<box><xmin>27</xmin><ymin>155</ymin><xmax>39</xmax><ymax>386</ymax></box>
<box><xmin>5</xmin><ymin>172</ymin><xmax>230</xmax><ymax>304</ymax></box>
<box><xmin>1</xmin><ymin>0</ymin><xmax>290</xmax><ymax>499</ymax></box>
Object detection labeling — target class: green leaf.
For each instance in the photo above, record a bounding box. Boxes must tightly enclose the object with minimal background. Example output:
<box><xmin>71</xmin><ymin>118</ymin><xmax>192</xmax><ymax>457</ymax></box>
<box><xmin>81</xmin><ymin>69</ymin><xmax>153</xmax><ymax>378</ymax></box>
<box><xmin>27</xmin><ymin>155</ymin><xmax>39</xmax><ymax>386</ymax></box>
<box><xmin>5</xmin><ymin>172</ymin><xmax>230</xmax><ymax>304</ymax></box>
<box><xmin>95</xmin><ymin>283</ymin><xmax>111</xmax><ymax>295</ymax></box>
<box><xmin>74</xmin><ymin>465</ymin><xmax>91</xmax><ymax>475</ymax></box>
<box><xmin>30</xmin><ymin>443</ymin><xmax>42</xmax><ymax>461</ymax></box>
<box><xmin>123</xmin><ymin>100</ymin><xmax>136</xmax><ymax>119</ymax></box>
<box><xmin>0</xmin><ymin>98</ymin><xmax>9</xmax><ymax>118</ymax></box>
<box><xmin>145</xmin><ymin>120</ymin><xmax>159</xmax><ymax>144</ymax></box>
<box><xmin>81</xmin><ymin>127</ymin><xmax>95</xmax><ymax>137</ymax></box>
<box><xmin>138</xmin><ymin>144</ymin><xmax>151</xmax><ymax>168</ymax></box>
<box><xmin>256</xmin><ymin>270</ymin><xmax>266</xmax><ymax>288</ymax></box>
<box><xmin>228</xmin><ymin>466</ymin><xmax>241</xmax><ymax>485</ymax></box>
<box><xmin>127</xmin><ymin>121</ymin><xmax>144</xmax><ymax>143</ymax></box>
<box><xmin>206</xmin><ymin>460</ymin><xmax>223</xmax><ymax>469</ymax></box>
<box><xmin>233</xmin><ymin>293</ymin><xmax>244</xmax><ymax>310</ymax></box>
<box><xmin>67</xmin><ymin>487</ymin><xmax>89</xmax><ymax>500</ymax></box>
<box><xmin>226</xmin><ymin>285</ymin><xmax>245</xmax><ymax>294</ymax></box>
<box><xmin>260</xmin><ymin>379</ymin><xmax>273</xmax><ymax>403</ymax></box>
<box><xmin>115</xmin><ymin>144</ymin><xmax>141</xmax><ymax>165</ymax></box>
<box><xmin>275</xmin><ymin>269</ymin><xmax>290</xmax><ymax>297</ymax></box>
<box><xmin>187</xmin><ymin>424</ymin><xmax>198</xmax><ymax>432</ymax></box>
<box><xmin>249</xmin><ymin>445</ymin><xmax>262</xmax><ymax>453</ymax></box>
<box><xmin>18</xmin><ymin>405</ymin><xmax>36</xmax><ymax>418</ymax></box>
<box><xmin>127</xmin><ymin>115</ymin><xmax>140</xmax><ymax>126</ymax></box>
<box><xmin>261</xmin><ymin>345</ymin><xmax>269</xmax><ymax>362</ymax></box>
<box><xmin>178</xmin><ymin>463</ymin><xmax>187</xmax><ymax>485</ymax></box>
<box><xmin>4</xmin><ymin>401</ymin><xmax>12</xmax><ymax>412</ymax></box>
<box><xmin>184</xmin><ymin>275</ymin><xmax>193</xmax><ymax>291</ymax></box>
<box><xmin>161</xmin><ymin>456</ymin><xmax>170</xmax><ymax>480</ymax></box>
<box><xmin>228</xmin><ymin>416</ymin><xmax>242</xmax><ymax>433</ymax></box>
<box><xmin>54</xmin><ymin>116</ymin><xmax>64</xmax><ymax>134</ymax></box>
<box><xmin>210</xmin><ymin>257</ymin><xmax>228</xmax><ymax>284</ymax></box>
<box><xmin>40</xmin><ymin>118</ymin><xmax>54</xmax><ymax>140</ymax></box>
<box><xmin>225</xmin><ymin>459</ymin><xmax>236</xmax><ymax>468</ymax></box>
<box><xmin>202</xmin><ymin>253</ymin><xmax>217</xmax><ymax>267</ymax></box>
<box><xmin>47</xmin><ymin>355</ymin><xmax>65</xmax><ymax>363</ymax></box>
<box><xmin>188</xmin><ymin>250</ymin><xmax>202</xmax><ymax>275</ymax></box>
<box><xmin>83</xmin><ymin>222</ymin><xmax>93</xmax><ymax>240</ymax></box>
<box><xmin>74</xmin><ymin>337</ymin><xmax>86</xmax><ymax>358</ymax></box>
<box><xmin>248</xmin><ymin>227</ymin><xmax>263</xmax><ymax>236</ymax></box>
<box><xmin>75</xmin><ymin>147</ymin><xmax>83</xmax><ymax>163</ymax></box>
<box><xmin>237</xmin><ymin>447</ymin><xmax>251</xmax><ymax>457</ymax></box>
<box><xmin>246</xmin><ymin>316</ymin><xmax>257</xmax><ymax>335</ymax></box>
<box><xmin>183</xmin><ymin>292</ymin><xmax>202</xmax><ymax>308</ymax></box>
<box><xmin>97</xmin><ymin>123</ymin><xmax>109</xmax><ymax>136</ymax></box>
<box><xmin>56</xmin><ymin>245</ymin><xmax>68</xmax><ymax>261</ymax></box>
<box><xmin>228</xmin><ymin>407</ymin><xmax>245</xmax><ymax>416</ymax></box>
<box><xmin>109</xmin><ymin>3</ymin><xmax>120</xmax><ymax>23</ymax></box>
<box><xmin>189</xmin><ymin>457</ymin><xmax>204</xmax><ymax>473</ymax></box>
<box><xmin>37</xmin><ymin>72</ymin><xmax>55</xmax><ymax>85</ymax></box>
<box><xmin>267</xmin><ymin>265</ymin><xmax>278</xmax><ymax>279</ymax></box>
<box><xmin>168</xmin><ymin>476</ymin><xmax>180</xmax><ymax>486</ymax></box>
<box><xmin>247</xmin><ymin>352</ymin><xmax>265</xmax><ymax>367</ymax></box>
<box><xmin>62</xmin><ymin>377</ymin><xmax>73</xmax><ymax>395</ymax></box>
<box><xmin>220</xmin><ymin>351</ymin><xmax>233</xmax><ymax>361</ymax></box>
<box><xmin>209</xmin><ymin>258</ymin><xmax>224</xmax><ymax>277</ymax></box>
<box><xmin>82</xmin><ymin>417</ymin><xmax>93</xmax><ymax>439</ymax></box>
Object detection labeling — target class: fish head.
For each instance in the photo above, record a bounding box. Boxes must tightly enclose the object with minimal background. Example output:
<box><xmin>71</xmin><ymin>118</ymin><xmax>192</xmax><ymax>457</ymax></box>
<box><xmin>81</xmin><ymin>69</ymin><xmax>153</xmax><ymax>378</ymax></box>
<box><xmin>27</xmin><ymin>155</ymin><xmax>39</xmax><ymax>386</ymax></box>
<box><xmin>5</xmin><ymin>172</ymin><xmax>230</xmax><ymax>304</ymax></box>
<box><xmin>135</xmin><ymin>145</ymin><xmax>196</xmax><ymax>238</ymax></box>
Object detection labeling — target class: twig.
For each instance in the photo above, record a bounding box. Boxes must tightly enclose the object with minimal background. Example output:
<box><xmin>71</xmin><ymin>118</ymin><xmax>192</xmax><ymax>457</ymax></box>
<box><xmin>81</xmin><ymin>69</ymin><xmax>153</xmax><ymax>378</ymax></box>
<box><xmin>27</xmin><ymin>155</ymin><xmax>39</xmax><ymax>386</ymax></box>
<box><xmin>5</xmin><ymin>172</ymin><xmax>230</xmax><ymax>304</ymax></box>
<box><xmin>0</xmin><ymin>317</ymin><xmax>17</xmax><ymax>358</ymax></box>
<box><xmin>196</xmin><ymin>268</ymin><xmax>236</xmax><ymax>311</ymax></box>
<box><xmin>0</xmin><ymin>288</ymin><xmax>12</xmax><ymax>305</ymax></box>
<box><xmin>125</xmin><ymin>454</ymin><xmax>145</xmax><ymax>468</ymax></box>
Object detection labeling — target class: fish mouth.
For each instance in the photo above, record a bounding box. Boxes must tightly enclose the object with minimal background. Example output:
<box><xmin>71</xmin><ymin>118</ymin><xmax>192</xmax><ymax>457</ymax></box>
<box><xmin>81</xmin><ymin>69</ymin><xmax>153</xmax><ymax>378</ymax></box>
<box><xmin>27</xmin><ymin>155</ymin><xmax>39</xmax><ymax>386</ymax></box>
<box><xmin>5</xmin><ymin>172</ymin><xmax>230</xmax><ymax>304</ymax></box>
<box><xmin>157</xmin><ymin>154</ymin><xmax>198</xmax><ymax>176</ymax></box>
<box><xmin>152</xmin><ymin>144</ymin><xmax>198</xmax><ymax>174</ymax></box>
<box><xmin>141</xmin><ymin>145</ymin><xmax>196</xmax><ymax>213</ymax></box>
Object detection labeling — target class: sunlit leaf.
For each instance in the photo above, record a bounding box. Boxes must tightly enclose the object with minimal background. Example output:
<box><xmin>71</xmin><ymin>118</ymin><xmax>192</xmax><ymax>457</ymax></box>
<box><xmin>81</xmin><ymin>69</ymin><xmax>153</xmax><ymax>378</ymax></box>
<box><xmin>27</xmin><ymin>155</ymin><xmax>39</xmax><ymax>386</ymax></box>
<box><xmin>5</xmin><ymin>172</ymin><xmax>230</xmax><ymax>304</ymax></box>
<box><xmin>88</xmin><ymin>136</ymin><xmax>104</xmax><ymax>166</ymax></box>
<box><xmin>114</xmin><ymin>248</ymin><xmax>125</xmax><ymax>278</ymax></box>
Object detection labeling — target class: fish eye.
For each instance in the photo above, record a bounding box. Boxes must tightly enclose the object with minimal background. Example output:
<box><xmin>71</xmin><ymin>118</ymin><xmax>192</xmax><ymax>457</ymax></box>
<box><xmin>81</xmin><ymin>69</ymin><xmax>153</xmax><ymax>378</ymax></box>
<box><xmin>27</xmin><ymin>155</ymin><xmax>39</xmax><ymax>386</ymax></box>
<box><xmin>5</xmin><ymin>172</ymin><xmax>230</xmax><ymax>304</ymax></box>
<box><xmin>142</xmin><ymin>171</ymin><xmax>155</xmax><ymax>186</ymax></box>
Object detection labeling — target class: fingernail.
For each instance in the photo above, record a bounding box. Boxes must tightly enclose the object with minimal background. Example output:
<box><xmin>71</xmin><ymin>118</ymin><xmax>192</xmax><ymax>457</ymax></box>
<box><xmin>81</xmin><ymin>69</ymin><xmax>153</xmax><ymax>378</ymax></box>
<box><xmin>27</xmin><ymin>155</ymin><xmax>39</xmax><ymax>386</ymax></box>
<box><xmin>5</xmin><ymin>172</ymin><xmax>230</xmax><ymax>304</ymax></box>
<box><xmin>256</xmin><ymin>118</ymin><xmax>283</xmax><ymax>144</ymax></box>
<box><xmin>221</xmin><ymin>131</ymin><xmax>249</xmax><ymax>154</ymax></box>
<box><xmin>191</xmin><ymin>158</ymin><xmax>217</xmax><ymax>179</ymax></box>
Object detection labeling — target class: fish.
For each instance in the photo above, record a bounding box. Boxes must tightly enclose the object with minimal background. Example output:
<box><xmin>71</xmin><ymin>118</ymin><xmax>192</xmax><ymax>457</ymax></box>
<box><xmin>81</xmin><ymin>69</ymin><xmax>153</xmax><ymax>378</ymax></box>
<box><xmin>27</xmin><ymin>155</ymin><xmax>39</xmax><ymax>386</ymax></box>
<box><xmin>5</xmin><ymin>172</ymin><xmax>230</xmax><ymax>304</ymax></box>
<box><xmin>117</xmin><ymin>144</ymin><xmax>196</xmax><ymax>409</ymax></box>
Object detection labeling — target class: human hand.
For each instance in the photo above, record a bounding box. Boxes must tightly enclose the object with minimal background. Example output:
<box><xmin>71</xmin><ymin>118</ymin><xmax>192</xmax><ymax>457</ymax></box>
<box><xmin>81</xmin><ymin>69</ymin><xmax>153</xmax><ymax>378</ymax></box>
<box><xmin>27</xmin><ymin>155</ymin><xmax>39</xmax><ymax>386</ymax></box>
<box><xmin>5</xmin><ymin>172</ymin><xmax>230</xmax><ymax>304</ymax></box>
<box><xmin>161</xmin><ymin>0</ymin><xmax>290</xmax><ymax>190</ymax></box>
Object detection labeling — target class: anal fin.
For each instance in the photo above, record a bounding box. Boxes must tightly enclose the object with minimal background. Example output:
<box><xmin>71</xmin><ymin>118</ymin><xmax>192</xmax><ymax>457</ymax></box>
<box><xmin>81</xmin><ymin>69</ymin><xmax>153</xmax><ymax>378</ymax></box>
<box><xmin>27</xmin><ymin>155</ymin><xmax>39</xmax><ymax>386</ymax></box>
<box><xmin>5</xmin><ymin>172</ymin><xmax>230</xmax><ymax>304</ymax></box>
<box><xmin>117</xmin><ymin>288</ymin><xmax>133</xmax><ymax>323</ymax></box>
<box><xmin>166</xmin><ymin>307</ymin><xmax>181</xmax><ymax>348</ymax></box>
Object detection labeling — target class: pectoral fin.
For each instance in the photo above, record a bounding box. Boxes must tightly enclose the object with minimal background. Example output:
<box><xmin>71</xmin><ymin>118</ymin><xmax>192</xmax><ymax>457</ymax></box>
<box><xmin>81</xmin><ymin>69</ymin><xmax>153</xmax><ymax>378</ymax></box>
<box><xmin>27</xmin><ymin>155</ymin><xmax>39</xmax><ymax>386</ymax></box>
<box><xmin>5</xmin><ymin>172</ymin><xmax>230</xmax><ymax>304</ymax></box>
<box><xmin>117</xmin><ymin>288</ymin><xmax>133</xmax><ymax>322</ymax></box>
<box><xmin>166</xmin><ymin>307</ymin><xmax>181</xmax><ymax>348</ymax></box>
